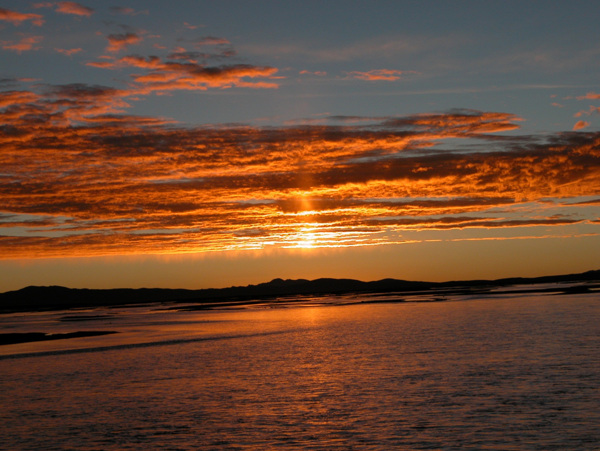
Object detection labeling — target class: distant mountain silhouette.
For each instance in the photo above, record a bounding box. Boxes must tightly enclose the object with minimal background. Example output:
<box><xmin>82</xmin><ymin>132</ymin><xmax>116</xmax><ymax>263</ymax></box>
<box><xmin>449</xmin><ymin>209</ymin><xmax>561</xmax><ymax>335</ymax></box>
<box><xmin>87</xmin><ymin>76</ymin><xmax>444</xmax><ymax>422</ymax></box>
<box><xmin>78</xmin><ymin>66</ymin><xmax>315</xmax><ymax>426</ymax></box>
<box><xmin>0</xmin><ymin>270</ymin><xmax>598</xmax><ymax>313</ymax></box>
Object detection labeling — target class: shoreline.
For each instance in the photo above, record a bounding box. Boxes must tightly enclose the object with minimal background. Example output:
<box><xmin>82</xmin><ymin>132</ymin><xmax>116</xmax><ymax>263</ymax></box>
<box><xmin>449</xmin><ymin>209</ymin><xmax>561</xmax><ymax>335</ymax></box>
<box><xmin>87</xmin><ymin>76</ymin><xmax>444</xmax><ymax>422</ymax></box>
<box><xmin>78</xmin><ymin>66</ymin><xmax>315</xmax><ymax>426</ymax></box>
<box><xmin>1</xmin><ymin>270</ymin><xmax>599</xmax><ymax>314</ymax></box>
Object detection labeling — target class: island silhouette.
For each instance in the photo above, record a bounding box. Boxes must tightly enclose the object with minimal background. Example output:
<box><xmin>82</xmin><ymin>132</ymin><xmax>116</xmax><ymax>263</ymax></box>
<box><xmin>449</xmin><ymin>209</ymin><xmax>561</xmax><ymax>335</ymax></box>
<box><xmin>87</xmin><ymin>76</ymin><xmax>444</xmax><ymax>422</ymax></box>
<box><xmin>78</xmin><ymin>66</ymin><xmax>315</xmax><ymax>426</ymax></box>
<box><xmin>1</xmin><ymin>270</ymin><xmax>598</xmax><ymax>314</ymax></box>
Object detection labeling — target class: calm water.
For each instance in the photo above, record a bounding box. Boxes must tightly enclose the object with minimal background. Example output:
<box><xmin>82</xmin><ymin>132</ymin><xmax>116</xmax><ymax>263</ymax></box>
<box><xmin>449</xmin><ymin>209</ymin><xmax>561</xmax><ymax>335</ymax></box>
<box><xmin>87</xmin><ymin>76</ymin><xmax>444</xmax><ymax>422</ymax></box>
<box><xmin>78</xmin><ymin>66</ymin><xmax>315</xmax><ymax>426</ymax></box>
<box><xmin>0</xmin><ymin>290</ymin><xmax>599</xmax><ymax>450</ymax></box>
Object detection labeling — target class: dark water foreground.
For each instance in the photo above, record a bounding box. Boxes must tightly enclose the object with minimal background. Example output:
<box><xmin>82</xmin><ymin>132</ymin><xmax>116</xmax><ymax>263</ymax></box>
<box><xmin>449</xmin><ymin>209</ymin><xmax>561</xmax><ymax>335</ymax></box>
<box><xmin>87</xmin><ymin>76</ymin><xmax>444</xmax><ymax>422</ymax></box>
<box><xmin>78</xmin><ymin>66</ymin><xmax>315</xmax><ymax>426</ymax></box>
<box><xmin>0</xmin><ymin>290</ymin><xmax>598</xmax><ymax>450</ymax></box>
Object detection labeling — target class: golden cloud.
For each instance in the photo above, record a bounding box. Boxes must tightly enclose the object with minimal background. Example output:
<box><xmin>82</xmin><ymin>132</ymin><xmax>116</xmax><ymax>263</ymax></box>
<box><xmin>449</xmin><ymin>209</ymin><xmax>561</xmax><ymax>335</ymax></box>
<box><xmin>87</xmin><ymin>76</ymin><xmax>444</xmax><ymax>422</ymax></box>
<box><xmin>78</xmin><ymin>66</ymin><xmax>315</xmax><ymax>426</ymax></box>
<box><xmin>1</xmin><ymin>83</ymin><xmax>599</xmax><ymax>258</ymax></box>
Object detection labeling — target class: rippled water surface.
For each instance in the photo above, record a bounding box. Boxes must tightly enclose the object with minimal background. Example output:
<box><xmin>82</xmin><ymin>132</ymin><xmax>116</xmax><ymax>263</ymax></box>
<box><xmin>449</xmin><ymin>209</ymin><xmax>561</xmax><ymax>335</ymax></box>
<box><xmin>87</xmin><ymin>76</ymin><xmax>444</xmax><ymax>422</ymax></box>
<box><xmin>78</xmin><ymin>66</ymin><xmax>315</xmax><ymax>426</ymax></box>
<box><xmin>1</xmin><ymin>291</ymin><xmax>599</xmax><ymax>449</ymax></box>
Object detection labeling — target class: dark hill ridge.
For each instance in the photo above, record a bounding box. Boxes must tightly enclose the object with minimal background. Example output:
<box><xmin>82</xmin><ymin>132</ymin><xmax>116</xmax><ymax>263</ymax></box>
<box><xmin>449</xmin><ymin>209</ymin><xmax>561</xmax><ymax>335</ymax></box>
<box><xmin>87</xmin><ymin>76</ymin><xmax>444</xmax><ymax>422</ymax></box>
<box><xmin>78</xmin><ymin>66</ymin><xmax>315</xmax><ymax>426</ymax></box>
<box><xmin>0</xmin><ymin>269</ymin><xmax>599</xmax><ymax>313</ymax></box>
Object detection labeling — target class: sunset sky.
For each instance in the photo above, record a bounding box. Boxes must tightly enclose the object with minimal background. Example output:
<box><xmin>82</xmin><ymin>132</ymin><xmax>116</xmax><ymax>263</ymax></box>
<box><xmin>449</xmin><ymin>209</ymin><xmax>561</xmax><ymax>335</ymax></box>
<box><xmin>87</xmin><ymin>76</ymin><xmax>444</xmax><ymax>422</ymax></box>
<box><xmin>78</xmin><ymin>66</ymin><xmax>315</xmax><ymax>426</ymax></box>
<box><xmin>1</xmin><ymin>0</ymin><xmax>599</xmax><ymax>291</ymax></box>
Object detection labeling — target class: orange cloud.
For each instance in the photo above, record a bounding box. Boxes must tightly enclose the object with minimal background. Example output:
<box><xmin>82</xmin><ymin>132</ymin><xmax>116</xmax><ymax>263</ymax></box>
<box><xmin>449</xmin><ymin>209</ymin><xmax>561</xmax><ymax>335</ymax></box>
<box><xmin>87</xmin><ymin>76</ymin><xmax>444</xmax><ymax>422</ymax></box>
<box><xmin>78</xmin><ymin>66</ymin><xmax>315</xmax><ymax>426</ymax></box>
<box><xmin>118</xmin><ymin>55</ymin><xmax>163</xmax><ymax>69</ymax></box>
<box><xmin>0</xmin><ymin>90</ymin><xmax>40</xmax><ymax>107</ymax></box>
<box><xmin>110</xmin><ymin>6</ymin><xmax>148</xmax><ymax>16</ymax></box>
<box><xmin>577</xmin><ymin>92</ymin><xmax>600</xmax><ymax>100</ymax></box>
<box><xmin>1</xmin><ymin>89</ymin><xmax>598</xmax><ymax>259</ymax></box>
<box><xmin>574</xmin><ymin>105</ymin><xmax>600</xmax><ymax>118</ymax></box>
<box><xmin>55</xmin><ymin>47</ymin><xmax>82</xmax><ymax>56</ymax></box>
<box><xmin>90</xmin><ymin>53</ymin><xmax>280</xmax><ymax>92</ymax></box>
<box><xmin>55</xmin><ymin>1</ymin><xmax>93</xmax><ymax>16</ymax></box>
<box><xmin>85</xmin><ymin>37</ymin><xmax>276</xmax><ymax>93</ymax></box>
<box><xmin>192</xmin><ymin>36</ymin><xmax>230</xmax><ymax>46</ymax></box>
<box><xmin>33</xmin><ymin>1</ymin><xmax>93</xmax><ymax>17</ymax></box>
<box><xmin>165</xmin><ymin>37</ymin><xmax>235</xmax><ymax>62</ymax></box>
<box><xmin>1</xmin><ymin>35</ymin><xmax>44</xmax><ymax>53</ymax></box>
<box><xmin>300</xmin><ymin>70</ymin><xmax>327</xmax><ymax>76</ymax></box>
<box><xmin>106</xmin><ymin>33</ymin><xmax>142</xmax><ymax>53</ymax></box>
<box><xmin>346</xmin><ymin>69</ymin><xmax>416</xmax><ymax>81</ymax></box>
<box><xmin>86</xmin><ymin>60</ymin><xmax>117</xmax><ymax>69</ymax></box>
<box><xmin>0</xmin><ymin>7</ymin><xmax>44</xmax><ymax>26</ymax></box>
<box><xmin>573</xmin><ymin>120</ymin><xmax>590</xmax><ymax>130</ymax></box>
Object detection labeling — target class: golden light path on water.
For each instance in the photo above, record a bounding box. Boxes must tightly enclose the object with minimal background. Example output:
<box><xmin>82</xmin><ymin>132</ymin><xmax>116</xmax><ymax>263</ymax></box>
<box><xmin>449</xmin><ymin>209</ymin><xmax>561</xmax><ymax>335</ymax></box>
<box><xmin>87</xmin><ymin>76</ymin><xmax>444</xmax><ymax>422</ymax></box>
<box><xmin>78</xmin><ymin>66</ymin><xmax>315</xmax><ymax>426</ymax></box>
<box><xmin>1</xmin><ymin>290</ymin><xmax>599</xmax><ymax>449</ymax></box>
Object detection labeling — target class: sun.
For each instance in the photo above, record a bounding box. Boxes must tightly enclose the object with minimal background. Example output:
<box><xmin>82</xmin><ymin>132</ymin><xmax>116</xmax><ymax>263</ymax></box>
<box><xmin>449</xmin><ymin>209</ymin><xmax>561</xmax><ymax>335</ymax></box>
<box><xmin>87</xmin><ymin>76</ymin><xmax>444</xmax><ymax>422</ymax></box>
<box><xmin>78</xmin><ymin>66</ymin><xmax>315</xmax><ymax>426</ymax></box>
<box><xmin>293</xmin><ymin>227</ymin><xmax>317</xmax><ymax>249</ymax></box>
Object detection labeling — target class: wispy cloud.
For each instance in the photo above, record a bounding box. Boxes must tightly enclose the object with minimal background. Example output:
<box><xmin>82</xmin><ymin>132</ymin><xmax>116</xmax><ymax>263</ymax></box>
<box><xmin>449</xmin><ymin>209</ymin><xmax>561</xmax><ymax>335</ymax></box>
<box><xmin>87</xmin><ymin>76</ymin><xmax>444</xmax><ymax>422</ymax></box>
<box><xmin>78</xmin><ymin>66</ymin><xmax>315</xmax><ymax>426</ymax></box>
<box><xmin>55</xmin><ymin>1</ymin><xmax>93</xmax><ymax>17</ymax></box>
<box><xmin>188</xmin><ymin>36</ymin><xmax>230</xmax><ymax>46</ymax></box>
<box><xmin>345</xmin><ymin>69</ymin><xmax>417</xmax><ymax>81</ymax></box>
<box><xmin>299</xmin><ymin>70</ymin><xmax>327</xmax><ymax>76</ymax></box>
<box><xmin>0</xmin><ymin>90</ymin><xmax>40</xmax><ymax>107</ymax></box>
<box><xmin>0</xmin><ymin>7</ymin><xmax>44</xmax><ymax>26</ymax></box>
<box><xmin>105</xmin><ymin>32</ymin><xmax>142</xmax><ymax>53</ymax></box>
<box><xmin>577</xmin><ymin>92</ymin><xmax>600</xmax><ymax>100</ymax></box>
<box><xmin>572</xmin><ymin>91</ymin><xmax>600</xmax><ymax>129</ymax></box>
<box><xmin>55</xmin><ymin>47</ymin><xmax>82</xmax><ymax>56</ymax></box>
<box><xmin>33</xmin><ymin>2</ymin><xmax>93</xmax><ymax>17</ymax></box>
<box><xmin>1</xmin><ymin>35</ymin><xmax>44</xmax><ymax>53</ymax></box>
<box><xmin>110</xmin><ymin>6</ymin><xmax>148</xmax><ymax>16</ymax></box>
<box><xmin>88</xmin><ymin>53</ymin><xmax>280</xmax><ymax>92</ymax></box>
<box><xmin>241</xmin><ymin>34</ymin><xmax>463</xmax><ymax>63</ymax></box>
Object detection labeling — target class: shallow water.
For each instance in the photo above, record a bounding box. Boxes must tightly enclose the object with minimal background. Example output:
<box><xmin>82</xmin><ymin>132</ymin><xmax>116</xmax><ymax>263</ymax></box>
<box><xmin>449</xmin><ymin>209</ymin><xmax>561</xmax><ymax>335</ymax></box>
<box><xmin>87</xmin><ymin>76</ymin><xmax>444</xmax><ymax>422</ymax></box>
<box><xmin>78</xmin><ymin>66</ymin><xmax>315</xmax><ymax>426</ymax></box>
<box><xmin>0</xmin><ymin>291</ymin><xmax>599</xmax><ymax>450</ymax></box>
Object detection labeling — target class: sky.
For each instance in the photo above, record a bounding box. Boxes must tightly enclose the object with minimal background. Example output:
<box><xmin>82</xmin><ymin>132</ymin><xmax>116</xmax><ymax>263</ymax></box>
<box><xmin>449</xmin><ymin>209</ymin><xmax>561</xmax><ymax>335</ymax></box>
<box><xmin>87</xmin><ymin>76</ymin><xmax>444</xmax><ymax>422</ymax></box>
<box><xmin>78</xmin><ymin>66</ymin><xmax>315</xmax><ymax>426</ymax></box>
<box><xmin>0</xmin><ymin>0</ymin><xmax>599</xmax><ymax>291</ymax></box>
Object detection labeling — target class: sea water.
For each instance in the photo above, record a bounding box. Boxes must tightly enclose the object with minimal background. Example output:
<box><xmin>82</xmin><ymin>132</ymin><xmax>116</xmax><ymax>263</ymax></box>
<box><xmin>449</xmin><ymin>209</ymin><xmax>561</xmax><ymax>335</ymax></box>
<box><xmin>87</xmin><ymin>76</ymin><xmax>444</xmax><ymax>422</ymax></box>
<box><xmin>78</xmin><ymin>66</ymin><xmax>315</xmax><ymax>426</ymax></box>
<box><xmin>0</xmin><ymin>291</ymin><xmax>599</xmax><ymax>450</ymax></box>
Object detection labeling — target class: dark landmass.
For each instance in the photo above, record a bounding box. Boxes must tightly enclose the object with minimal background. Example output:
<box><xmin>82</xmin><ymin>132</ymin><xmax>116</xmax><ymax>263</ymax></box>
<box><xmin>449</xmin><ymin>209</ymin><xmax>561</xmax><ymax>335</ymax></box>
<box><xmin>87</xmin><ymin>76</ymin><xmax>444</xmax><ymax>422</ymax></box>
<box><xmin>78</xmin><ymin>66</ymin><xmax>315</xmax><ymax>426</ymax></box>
<box><xmin>0</xmin><ymin>331</ymin><xmax>117</xmax><ymax>345</ymax></box>
<box><xmin>0</xmin><ymin>269</ymin><xmax>599</xmax><ymax>313</ymax></box>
